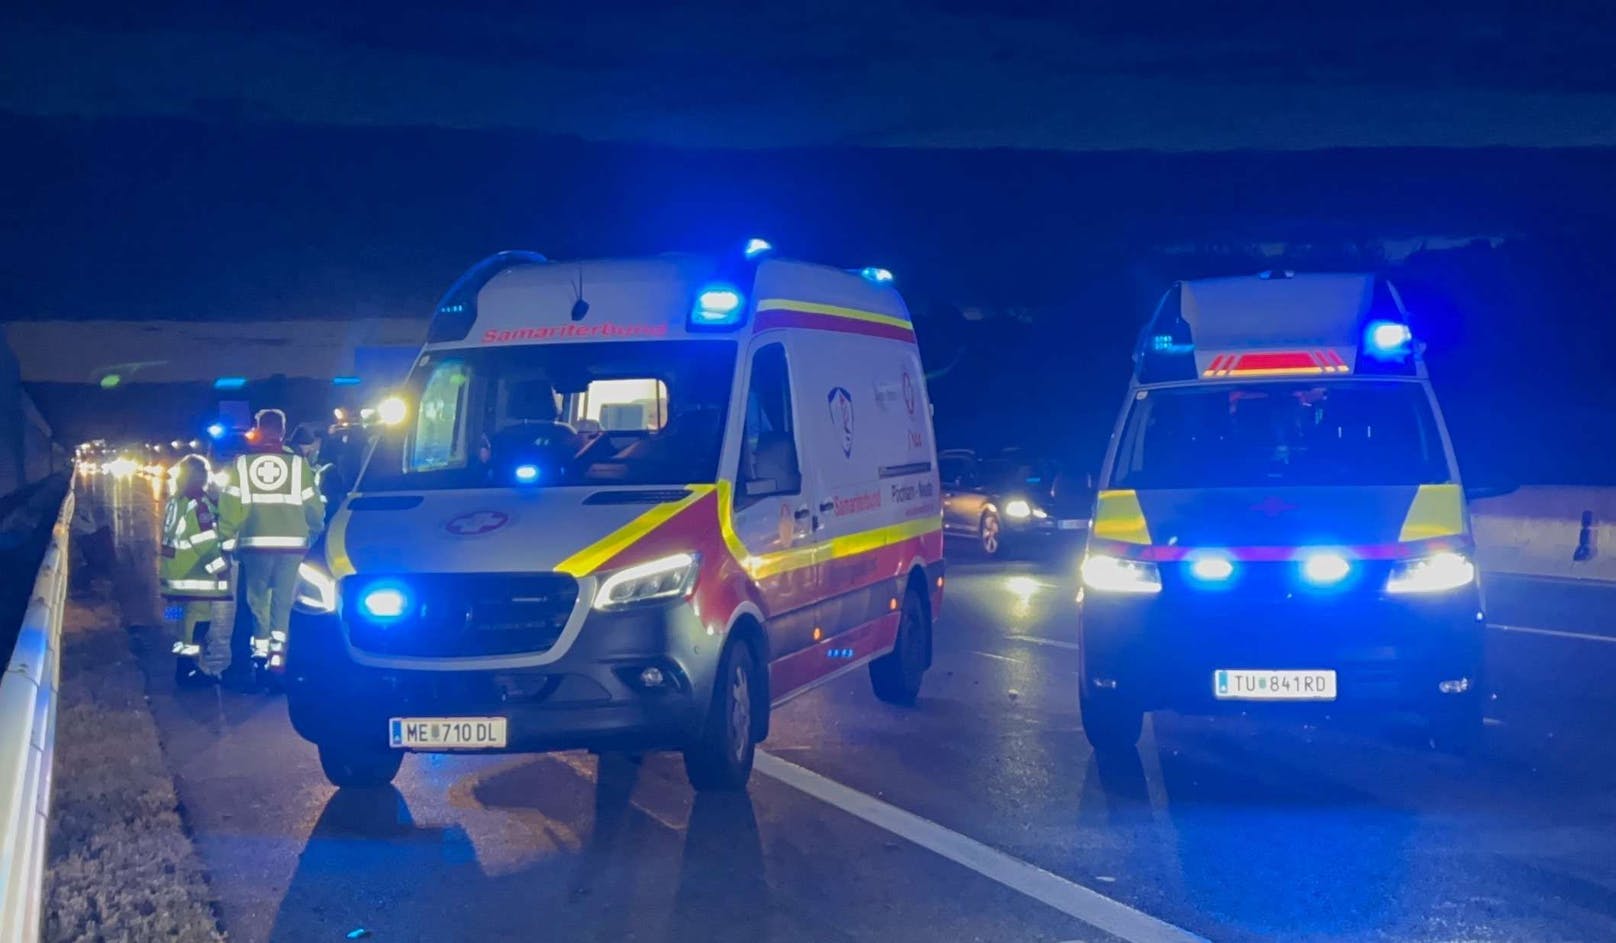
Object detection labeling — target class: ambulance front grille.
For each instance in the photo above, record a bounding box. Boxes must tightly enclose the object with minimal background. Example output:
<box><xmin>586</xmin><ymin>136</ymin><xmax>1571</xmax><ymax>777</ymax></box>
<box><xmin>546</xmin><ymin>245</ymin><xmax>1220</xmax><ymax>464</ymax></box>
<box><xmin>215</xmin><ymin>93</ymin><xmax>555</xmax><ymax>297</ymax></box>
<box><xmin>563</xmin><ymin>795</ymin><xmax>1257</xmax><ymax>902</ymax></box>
<box><xmin>345</xmin><ymin>573</ymin><xmax>579</xmax><ymax>658</ymax></box>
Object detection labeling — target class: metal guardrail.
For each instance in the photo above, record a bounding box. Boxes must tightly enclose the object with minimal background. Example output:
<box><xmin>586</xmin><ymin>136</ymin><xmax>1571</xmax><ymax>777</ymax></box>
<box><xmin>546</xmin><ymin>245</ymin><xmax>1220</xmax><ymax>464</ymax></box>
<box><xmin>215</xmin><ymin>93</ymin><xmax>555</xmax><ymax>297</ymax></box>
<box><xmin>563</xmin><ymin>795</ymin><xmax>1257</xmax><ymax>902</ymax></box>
<box><xmin>0</xmin><ymin>490</ymin><xmax>73</xmax><ymax>943</ymax></box>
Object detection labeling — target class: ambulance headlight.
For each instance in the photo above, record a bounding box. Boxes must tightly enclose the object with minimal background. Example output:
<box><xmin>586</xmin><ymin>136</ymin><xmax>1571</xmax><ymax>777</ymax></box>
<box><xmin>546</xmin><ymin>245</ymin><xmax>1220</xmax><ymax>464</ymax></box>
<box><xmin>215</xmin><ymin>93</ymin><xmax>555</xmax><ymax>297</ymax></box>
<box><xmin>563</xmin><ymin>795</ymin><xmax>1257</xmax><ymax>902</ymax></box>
<box><xmin>1080</xmin><ymin>554</ymin><xmax>1161</xmax><ymax>595</ymax></box>
<box><xmin>295</xmin><ymin>562</ymin><xmax>338</xmax><ymax>613</ymax></box>
<box><xmin>1386</xmin><ymin>552</ymin><xmax>1475</xmax><ymax>595</ymax></box>
<box><xmin>593</xmin><ymin>553</ymin><xmax>701</xmax><ymax>610</ymax></box>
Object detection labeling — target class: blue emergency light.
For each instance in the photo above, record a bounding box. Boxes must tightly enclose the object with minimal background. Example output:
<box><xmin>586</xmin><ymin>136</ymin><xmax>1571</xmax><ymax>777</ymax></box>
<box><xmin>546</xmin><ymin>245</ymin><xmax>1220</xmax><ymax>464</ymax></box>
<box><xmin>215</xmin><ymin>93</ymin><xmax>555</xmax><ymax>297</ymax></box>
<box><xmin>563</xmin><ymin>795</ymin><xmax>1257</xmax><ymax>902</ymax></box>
<box><xmin>514</xmin><ymin>463</ymin><xmax>540</xmax><ymax>484</ymax></box>
<box><xmin>206</xmin><ymin>422</ymin><xmax>227</xmax><ymax>440</ymax></box>
<box><xmin>691</xmin><ymin>284</ymin><xmax>745</xmax><ymax>327</ymax></box>
<box><xmin>743</xmin><ymin>238</ymin><xmax>774</xmax><ymax>260</ymax></box>
<box><xmin>332</xmin><ymin>375</ymin><xmax>362</xmax><ymax>387</ymax></box>
<box><xmin>213</xmin><ymin>376</ymin><xmax>247</xmax><ymax>391</ymax></box>
<box><xmin>1364</xmin><ymin>320</ymin><xmax>1413</xmax><ymax>359</ymax></box>
<box><xmin>359</xmin><ymin>582</ymin><xmax>412</xmax><ymax>622</ymax></box>
<box><xmin>860</xmin><ymin>267</ymin><xmax>894</xmax><ymax>285</ymax></box>
<box><xmin>1301</xmin><ymin>552</ymin><xmax>1352</xmax><ymax>587</ymax></box>
<box><xmin>1188</xmin><ymin>555</ymin><xmax>1236</xmax><ymax>585</ymax></box>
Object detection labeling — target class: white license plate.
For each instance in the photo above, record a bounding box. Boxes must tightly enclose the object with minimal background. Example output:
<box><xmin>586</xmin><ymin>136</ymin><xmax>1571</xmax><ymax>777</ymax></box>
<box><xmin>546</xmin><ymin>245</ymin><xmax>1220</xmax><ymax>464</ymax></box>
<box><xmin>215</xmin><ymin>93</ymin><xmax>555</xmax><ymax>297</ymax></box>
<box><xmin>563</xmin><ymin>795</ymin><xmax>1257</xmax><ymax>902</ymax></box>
<box><xmin>1214</xmin><ymin>670</ymin><xmax>1337</xmax><ymax>701</ymax></box>
<box><xmin>1057</xmin><ymin>519</ymin><xmax>1086</xmax><ymax>531</ymax></box>
<box><xmin>389</xmin><ymin>717</ymin><xmax>508</xmax><ymax>749</ymax></box>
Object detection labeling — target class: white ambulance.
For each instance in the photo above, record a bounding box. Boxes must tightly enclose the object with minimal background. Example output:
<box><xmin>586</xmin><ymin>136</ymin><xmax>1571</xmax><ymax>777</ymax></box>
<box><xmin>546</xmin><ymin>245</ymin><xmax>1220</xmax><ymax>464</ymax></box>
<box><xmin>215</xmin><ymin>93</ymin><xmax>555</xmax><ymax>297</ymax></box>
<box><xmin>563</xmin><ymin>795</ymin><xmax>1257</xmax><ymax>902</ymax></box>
<box><xmin>286</xmin><ymin>244</ymin><xmax>946</xmax><ymax>790</ymax></box>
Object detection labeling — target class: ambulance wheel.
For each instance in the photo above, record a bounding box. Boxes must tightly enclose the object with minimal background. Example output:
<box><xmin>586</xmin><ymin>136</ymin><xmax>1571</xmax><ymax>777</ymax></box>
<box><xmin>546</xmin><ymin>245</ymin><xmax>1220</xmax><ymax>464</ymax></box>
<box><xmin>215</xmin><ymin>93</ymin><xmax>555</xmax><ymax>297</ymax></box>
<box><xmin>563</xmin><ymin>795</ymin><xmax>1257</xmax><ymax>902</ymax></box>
<box><xmin>979</xmin><ymin>512</ymin><xmax>1003</xmax><ymax>557</ymax></box>
<box><xmin>870</xmin><ymin>588</ymin><xmax>929</xmax><ymax>705</ymax></box>
<box><xmin>684</xmin><ymin>640</ymin><xmax>761</xmax><ymax>792</ymax></box>
<box><xmin>1080</xmin><ymin>688</ymin><xmax>1143</xmax><ymax>753</ymax></box>
<box><xmin>318</xmin><ymin>743</ymin><xmax>404</xmax><ymax>789</ymax></box>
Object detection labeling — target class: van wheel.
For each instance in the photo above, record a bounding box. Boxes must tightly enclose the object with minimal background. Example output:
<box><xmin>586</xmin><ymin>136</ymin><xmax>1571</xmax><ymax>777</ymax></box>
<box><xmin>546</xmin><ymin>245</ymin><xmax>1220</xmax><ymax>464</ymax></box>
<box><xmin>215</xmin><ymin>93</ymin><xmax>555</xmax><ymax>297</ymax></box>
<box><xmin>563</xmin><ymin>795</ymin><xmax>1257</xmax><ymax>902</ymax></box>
<box><xmin>318</xmin><ymin>743</ymin><xmax>404</xmax><ymax>789</ymax></box>
<box><xmin>870</xmin><ymin>588</ymin><xmax>930</xmax><ymax>705</ymax></box>
<box><xmin>1080</xmin><ymin>688</ymin><xmax>1143</xmax><ymax>753</ymax></box>
<box><xmin>684</xmin><ymin>640</ymin><xmax>761</xmax><ymax>792</ymax></box>
<box><xmin>979</xmin><ymin>512</ymin><xmax>1003</xmax><ymax>557</ymax></box>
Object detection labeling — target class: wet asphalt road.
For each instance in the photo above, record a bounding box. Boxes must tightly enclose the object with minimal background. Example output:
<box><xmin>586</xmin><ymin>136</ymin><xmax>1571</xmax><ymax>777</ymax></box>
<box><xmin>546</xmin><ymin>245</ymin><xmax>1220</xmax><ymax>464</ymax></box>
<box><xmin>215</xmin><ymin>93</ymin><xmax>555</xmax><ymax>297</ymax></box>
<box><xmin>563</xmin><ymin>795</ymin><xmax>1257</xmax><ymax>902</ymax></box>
<box><xmin>90</xmin><ymin>475</ymin><xmax>1616</xmax><ymax>942</ymax></box>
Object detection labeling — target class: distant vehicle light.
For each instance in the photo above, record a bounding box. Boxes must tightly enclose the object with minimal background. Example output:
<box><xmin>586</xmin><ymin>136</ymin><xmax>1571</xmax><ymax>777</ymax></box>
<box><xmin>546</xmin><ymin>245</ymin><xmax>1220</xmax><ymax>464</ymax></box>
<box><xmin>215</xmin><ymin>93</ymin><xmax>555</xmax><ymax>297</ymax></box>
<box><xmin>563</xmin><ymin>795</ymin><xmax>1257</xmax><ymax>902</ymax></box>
<box><xmin>743</xmin><ymin>238</ymin><xmax>774</xmax><ymax>260</ymax></box>
<box><xmin>206</xmin><ymin>422</ymin><xmax>227</xmax><ymax>440</ymax></box>
<box><xmin>1301</xmin><ymin>552</ymin><xmax>1352</xmax><ymax>586</ymax></box>
<box><xmin>359</xmin><ymin>584</ymin><xmax>411</xmax><ymax>621</ymax></box>
<box><xmin>1189</xmin><ymin>555</ymin><xmax>1236</xmax><ymax>583</ymax></box>
<box><xmin>1003</xmin><ymin>499</ymin><xmax>1033</xmax><ymax>520</ymax></box>
<box><xmin>1365</xmin><ymin>320</ymin><xmax>1412</xmax><ymax>358</ymax></box>
<box><xmin>106</xmin><ymin>457</ymin><xmax>138</xmax><ymax>479</ymax></box>
<box><xmin>514</xmin><ymin>463</ymin><xmax>540</xmax><ymax>484</ymax></box>
<box><xmin>691</xmin><ymin>284</ymin><xmax>745</xmax><ymax>327</ymax></box>
<box><xmin>860</xmin><ymin>266</ymin><xmax>894</xmax><ymax>284</ymax></box>
<box><xmin>376</xmin><ymin>396</ymin><xmax>409</xmax><ymax>426</ymax></box>
<box><xmin>213</xmin><ymin>376</ymin><xmax>248</xmax><ymax>391</ymax></box>
<box><xmin>332</xmin><ymin>375</ymin><xmax>362</xmax><ymax>386</ymax></box>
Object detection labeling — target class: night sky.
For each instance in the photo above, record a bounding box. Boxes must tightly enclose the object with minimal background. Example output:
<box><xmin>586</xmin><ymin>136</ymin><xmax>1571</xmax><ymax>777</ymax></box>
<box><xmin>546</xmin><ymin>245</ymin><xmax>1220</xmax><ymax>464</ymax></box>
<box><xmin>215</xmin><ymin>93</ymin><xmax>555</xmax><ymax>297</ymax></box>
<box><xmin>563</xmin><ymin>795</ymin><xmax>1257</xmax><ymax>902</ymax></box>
<box><xmin>6</xmin><ymin>1</ymin><xmax>1616</xmax><ymax>150</ymax></box>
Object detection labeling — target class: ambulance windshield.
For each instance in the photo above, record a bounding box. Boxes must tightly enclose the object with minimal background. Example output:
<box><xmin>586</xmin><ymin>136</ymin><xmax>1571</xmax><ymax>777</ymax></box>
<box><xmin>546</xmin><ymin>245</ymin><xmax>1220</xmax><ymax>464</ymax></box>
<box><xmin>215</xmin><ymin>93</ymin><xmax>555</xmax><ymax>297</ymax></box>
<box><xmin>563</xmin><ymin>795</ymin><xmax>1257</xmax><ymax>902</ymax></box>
<box><xmin>361</xmin><ymin>340</ymin><xmax>737</xmax><ymax>490</ymax></box>
<box><xmin>1112</xmin><ymin>380</ymin><xmax>1453</xmax><ymax>490</ymax></box>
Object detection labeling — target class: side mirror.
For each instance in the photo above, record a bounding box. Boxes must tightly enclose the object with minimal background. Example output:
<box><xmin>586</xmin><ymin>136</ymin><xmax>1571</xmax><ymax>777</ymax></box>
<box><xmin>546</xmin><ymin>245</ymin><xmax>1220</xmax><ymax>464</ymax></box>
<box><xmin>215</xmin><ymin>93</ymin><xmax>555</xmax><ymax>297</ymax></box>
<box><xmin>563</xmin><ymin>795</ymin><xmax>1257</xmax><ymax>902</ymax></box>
<box><xmin>1464</xmin><ymin>480</ymin><xmax>1517</xmax><ymax>501</ymax></box>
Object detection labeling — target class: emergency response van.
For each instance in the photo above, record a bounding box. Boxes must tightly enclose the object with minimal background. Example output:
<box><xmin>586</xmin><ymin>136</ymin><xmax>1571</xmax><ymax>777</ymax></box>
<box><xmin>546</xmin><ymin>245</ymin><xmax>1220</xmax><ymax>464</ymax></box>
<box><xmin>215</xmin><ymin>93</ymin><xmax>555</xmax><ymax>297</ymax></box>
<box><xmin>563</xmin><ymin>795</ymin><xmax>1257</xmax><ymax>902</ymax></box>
<box><xmin>285</xmin><ymin>246</ymin><xmax>945</xmax><ymax>790</ymax></box>
<box><xmin>1078</xmin><ymin>272</ymin><xmax>1486</xmax><ymax>753</ymax></box>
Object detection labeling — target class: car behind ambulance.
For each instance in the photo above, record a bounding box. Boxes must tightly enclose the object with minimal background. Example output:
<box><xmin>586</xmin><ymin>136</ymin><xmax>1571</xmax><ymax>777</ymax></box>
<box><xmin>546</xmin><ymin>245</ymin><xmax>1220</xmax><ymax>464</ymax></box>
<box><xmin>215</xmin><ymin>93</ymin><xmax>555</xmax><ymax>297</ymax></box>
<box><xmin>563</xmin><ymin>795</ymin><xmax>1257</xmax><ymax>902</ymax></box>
<box><xmin>1078</xmin><ymin>272</ymin><xmax>1487</xmax><ymax>753</ymax></box>
<box><xmin>286</xmin><ymin>245</ymin><xmax>945</xmax><ymax>790</ymax></box>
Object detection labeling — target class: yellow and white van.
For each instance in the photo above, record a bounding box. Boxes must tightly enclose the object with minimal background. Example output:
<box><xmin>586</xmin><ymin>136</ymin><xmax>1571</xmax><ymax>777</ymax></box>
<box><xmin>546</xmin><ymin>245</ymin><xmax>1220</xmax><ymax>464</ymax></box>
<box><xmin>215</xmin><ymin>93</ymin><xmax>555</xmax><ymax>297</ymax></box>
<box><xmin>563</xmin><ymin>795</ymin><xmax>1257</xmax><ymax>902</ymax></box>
<box><xmin>286</xmin><ymin>244</ymin><xmax>945</xmax><ymax>790</ymax></box>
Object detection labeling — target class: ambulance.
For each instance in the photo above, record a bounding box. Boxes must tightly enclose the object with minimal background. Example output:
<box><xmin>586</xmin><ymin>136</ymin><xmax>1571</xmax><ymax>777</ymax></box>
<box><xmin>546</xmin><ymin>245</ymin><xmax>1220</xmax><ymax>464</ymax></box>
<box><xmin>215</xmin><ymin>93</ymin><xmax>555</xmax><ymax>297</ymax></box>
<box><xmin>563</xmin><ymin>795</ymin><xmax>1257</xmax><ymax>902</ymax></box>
<box><xmin>1078</xmin><ymin>272</ymin><xmax>1486</xmax><ymax>753</ymax></box>
<box><xmin>285</xmin><ymin>244</ymin><xmax>946</xmax><ymax>790</ymax></box>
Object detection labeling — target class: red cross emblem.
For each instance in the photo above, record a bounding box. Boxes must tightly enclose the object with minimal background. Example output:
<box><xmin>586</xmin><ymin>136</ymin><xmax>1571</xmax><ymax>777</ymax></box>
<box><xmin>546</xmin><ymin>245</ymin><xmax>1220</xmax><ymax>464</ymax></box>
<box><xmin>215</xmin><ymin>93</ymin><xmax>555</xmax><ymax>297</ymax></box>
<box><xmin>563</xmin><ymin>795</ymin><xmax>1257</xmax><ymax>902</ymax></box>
<box><xmin>444</xmin><ymin>510</ymin><xmax>511</xmax><ymax>536</ymax></box>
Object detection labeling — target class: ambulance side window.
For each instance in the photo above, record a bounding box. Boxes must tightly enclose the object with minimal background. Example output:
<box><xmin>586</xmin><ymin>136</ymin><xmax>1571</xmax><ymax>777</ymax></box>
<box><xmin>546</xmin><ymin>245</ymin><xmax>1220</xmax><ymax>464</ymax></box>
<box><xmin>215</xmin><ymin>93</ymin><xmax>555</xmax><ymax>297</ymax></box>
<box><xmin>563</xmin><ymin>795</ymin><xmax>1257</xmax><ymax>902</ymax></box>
<box><xmin>738</xmin><ymin>343</ymin><xmax>801</xmax><ymax>501</ymax></box>
<box><xmin>410</xmin><ymin>359</ymin><xmax>471</xmax><ymax>472</ymax></box>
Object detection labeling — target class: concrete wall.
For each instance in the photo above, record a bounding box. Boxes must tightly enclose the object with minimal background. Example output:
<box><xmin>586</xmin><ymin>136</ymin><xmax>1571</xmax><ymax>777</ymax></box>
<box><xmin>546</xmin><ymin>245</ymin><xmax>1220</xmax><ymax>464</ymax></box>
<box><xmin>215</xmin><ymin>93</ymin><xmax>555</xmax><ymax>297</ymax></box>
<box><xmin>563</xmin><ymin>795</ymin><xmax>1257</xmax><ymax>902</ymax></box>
<box><xmin>0</xmin><ymin>334</ymin><xmax>56</xmax><ymax>497</ymax></box>
<box><xmin>1472</xmin><ymin>487</ymin><xmax>1616</xmax><ymax>583</ymax></box>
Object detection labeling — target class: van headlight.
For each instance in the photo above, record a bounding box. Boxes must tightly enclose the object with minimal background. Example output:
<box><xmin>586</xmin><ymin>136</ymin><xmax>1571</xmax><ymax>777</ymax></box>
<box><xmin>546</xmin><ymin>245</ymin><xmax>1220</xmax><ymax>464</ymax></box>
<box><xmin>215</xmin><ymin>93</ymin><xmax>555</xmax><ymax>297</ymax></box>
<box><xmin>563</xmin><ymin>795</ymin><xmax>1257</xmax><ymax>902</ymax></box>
<box><xmin>593</xmin><ymin>553</ymin><xmax>701</xmax><ymax>610</ymax></box>
<box><xmin>1079</xmin><ymin>554</ymin><xmax>1162</xmax><ymax>595</ymax></box>
<box><xmin>295</xmin><ymin>561</ymin><xmax>338</xmax><ymax>613</ymax></box>
<box><xmin>1385</xmin><ymin>552</ymin><xmax>1476</xmax><ymax>595</ymax></box>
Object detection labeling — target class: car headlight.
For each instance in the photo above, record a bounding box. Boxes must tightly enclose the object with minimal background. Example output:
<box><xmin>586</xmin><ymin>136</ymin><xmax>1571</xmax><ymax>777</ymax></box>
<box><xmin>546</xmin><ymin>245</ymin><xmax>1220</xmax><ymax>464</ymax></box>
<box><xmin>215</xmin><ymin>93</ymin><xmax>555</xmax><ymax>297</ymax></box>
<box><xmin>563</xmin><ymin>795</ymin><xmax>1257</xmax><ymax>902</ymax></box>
<box><xmin>1079</xmin><ymin>553</ymin><xmax>1162</xmax><ymax>595</ymax></box>
<box><xmin>593</xmin><ymin>552</ymin><xmax>701</xmax><ymax>610</ymax></box>
<box><xmin>295</xmin><ymin>561</ymin><xmax>338</xmax><ymax>613</ymax></box>
<box><xmin>1386</xmin><ymin>552</ymin><xmax>1475</xmax><ymax>595</ymax></box>
<box><xmin>1003</xmin><ymin>499</ymin><xmax>1033</xmax><ymax>520</ymax></box>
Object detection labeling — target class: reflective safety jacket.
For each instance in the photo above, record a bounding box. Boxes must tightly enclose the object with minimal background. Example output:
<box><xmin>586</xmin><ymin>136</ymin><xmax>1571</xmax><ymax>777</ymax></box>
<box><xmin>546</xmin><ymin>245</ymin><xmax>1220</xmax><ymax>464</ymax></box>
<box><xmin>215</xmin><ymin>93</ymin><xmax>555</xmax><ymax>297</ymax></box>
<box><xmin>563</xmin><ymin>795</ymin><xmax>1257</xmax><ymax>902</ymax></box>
<box><xmin>160</xmin><ymin>493</ymin><xmax>230</xmax><ymax>600</ymax></box>
<box><xmin>218</xmin><ymin>447</ymin><xmax>326</xmax><ymax>552</ymax></box>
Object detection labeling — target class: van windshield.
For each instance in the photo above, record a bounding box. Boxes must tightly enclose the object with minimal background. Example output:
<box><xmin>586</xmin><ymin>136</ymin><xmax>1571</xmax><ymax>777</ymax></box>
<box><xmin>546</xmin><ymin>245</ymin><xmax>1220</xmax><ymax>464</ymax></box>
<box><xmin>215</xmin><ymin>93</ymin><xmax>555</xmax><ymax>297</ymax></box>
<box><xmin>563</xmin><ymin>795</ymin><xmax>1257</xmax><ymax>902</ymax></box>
<box><xmin>1112</xmin><ymin>380</ymin><xmax>1453</xmax><ymax>490</ymax></box>
<box><xmin>361</xmin><ymin>340</ymin><xmax>737</xmax><ymax>491</ymax></box>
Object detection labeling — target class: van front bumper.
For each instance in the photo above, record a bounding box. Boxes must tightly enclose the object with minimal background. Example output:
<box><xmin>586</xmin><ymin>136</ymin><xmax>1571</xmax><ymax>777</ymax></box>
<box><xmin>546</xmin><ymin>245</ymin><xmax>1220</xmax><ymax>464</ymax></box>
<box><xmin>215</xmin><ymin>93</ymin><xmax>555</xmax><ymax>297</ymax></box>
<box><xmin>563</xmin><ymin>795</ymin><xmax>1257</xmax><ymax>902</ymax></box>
<box><xmin>1079</xmin><ymin>589</ymin><xmax>1485</xmax><ymax>717</ymax></box>
<box><xmin>285</xmin><ymin>600</ymin><xmax>722</xmax><ymax>754</ymax></box>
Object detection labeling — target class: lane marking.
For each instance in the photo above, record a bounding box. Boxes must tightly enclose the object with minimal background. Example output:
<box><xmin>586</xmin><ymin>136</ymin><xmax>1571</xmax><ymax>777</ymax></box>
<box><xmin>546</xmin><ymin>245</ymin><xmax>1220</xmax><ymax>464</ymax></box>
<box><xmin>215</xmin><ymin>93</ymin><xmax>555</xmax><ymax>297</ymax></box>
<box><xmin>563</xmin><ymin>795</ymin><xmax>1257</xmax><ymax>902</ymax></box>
<box><xmin>1490</xmin><ymin>623</ymin><xmax>1616</xmax><ymax>645</ymax></box>
<box><xmin>971</xmin><ymin>650</ymin><xmax>1022</xmax><ymax>664</ymax></box>
<box><xmin>1008</xmin><ymin>635</ymin><xmax>1083</xmax><ymax>652</ymax></box>
<box><xmin>755</xmin><ymin>751</ymin><xmax>1207</xmax><ymax>943</ymax></box>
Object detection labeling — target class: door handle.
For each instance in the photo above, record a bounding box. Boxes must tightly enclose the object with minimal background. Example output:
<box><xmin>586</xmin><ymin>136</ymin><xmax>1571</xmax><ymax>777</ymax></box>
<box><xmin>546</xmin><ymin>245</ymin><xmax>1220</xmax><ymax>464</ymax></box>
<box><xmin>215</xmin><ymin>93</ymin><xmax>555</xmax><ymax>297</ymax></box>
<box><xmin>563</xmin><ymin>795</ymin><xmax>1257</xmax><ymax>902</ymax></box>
<box><xmin>794</xmin><ymin>506</ymin><xmax>812</xmax><ymax>520</ymax></box>
<box><xmin>818</xmin><ymin>500</ymin><xmax>835</xmax><ymax>513</ymax></box>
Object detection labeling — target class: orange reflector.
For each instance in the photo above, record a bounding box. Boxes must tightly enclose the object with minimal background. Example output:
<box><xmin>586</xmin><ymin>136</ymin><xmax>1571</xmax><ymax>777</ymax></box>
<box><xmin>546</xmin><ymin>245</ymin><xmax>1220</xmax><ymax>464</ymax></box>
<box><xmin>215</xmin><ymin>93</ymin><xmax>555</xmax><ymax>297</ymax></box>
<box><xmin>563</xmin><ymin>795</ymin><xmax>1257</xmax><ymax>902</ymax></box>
<box><xmin>889</xmin><ymin>597</ymin><xmax>899</xmax><ymax>611</ymax></box>
<box><xmin>812</xmin><ymin>627</ymin><xmax>823</xmax><ymax>641</ymax></box>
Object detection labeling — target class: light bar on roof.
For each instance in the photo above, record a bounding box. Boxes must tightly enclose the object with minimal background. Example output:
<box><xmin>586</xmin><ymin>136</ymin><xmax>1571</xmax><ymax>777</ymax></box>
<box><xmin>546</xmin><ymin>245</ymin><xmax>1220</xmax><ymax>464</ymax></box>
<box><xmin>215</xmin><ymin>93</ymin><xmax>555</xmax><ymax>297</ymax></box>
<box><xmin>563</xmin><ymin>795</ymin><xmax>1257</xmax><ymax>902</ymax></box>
<box><xmin>1203</xmin><ymin>350</ymin><xmax>1351</xmax><ymax>378</ymax></box>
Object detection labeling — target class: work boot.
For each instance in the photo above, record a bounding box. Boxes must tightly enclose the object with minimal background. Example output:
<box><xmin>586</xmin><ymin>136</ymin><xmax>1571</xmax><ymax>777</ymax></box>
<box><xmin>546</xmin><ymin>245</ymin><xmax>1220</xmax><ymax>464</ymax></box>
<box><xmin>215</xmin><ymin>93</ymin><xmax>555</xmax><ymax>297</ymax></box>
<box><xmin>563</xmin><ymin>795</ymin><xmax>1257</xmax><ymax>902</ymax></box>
<box><xmin>174</xmin><ymin>656</ymin><xmax>215</xmax><ymax>688</ymax></box>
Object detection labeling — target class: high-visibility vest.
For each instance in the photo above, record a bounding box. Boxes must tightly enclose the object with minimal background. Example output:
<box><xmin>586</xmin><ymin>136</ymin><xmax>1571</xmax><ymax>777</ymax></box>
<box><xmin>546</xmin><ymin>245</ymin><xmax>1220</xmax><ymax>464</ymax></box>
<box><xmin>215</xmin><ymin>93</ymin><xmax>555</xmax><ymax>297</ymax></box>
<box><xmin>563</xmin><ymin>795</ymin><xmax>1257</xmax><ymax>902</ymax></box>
<box><xmin>217</xmin><ymin>448</ymin><xmax>326</xmax><ymax>552</ymax></box>
<box><xmin>159</xmin><ymin>494</ymin><xmax>230</xmax><ymax>600</ymax></box>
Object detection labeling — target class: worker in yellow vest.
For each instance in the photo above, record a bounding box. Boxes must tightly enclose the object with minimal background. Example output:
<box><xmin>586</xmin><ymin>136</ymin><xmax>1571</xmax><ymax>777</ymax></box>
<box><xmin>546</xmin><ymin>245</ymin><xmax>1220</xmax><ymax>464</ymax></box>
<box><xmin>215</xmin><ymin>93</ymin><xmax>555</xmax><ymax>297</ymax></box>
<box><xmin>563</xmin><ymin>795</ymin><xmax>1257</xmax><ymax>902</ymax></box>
<box><xmin>159</xmin><ymin>455</ymin><xmax>229</xmax><ymax>687</ymax></box>
<box><xmin>218</xmin><ymin>409</ymin><xmax>325</xmax><ymax>689</ymax></box>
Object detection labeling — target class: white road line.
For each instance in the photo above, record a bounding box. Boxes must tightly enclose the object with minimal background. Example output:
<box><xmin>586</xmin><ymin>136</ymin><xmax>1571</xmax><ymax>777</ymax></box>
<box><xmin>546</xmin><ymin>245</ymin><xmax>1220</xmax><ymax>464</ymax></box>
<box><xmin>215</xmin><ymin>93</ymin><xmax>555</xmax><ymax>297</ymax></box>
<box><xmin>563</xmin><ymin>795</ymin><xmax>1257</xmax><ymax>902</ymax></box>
<box><xmin>1490</xmin><ymin>623</ymin><xmax>1616</xmax><ymax>644</ymax></box>
<box><xmin>971</xmin><ymin>650</ymin><xmax>1022</xmax><ymax>664</ymax></box>
<box><xmin>1008</xmin><ymin>635</ymin><xmax>1083</xmax><ymax>652</ymax></box>
<box><xmin>755</xmin><ymin>751</ymin><xmax>1207</xmax><ymax>943</ymax></box>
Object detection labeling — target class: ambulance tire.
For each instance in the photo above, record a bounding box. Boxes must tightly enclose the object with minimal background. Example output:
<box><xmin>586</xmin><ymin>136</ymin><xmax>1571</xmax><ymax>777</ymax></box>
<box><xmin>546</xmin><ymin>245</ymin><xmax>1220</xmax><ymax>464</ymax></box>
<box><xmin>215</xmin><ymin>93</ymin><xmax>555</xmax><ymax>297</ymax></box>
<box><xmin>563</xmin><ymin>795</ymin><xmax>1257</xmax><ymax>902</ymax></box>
<box><xmin>870</xmin><ymin>588</ymin><xmax>929</xmax><ymax>705</ymax></box>
<box><xmin>684</xmin><ymin>639</ymin><xmax>761</xmax><ymax>792</ymax></box>
<box><xmin>318</xmin><ymin>742</ymin><xmax>404</xmax><ymax>789</ymax></box>
<box><xmin>1080</xmin><ymin>689</ymin><xmax>1143</xmax><ymax>753</ymax></box>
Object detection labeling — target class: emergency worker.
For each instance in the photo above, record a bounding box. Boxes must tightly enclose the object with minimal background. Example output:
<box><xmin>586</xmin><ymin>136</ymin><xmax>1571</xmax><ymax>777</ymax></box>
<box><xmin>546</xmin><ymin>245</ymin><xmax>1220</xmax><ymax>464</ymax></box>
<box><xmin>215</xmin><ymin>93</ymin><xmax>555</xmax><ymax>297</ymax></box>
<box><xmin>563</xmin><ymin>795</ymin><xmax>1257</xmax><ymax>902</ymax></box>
<box><xmin>217</xmin><ymin>409</ymin><xmax>325</xmax><ymax>687</ymax></box>
<box><xmin>159</xmin><ymin>454</ymin><xmax>229</xmax><ymax>687</ymax></box>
